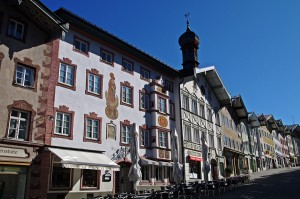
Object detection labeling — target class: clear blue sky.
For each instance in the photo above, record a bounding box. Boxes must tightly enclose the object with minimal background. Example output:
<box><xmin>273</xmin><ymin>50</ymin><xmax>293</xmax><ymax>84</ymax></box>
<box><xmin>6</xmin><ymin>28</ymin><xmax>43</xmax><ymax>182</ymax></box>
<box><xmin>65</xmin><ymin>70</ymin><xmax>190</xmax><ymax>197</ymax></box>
<box><xmin>41</xmin><ymin>0</ymin><xmax>300</xmax><ymax>125</ymax></box>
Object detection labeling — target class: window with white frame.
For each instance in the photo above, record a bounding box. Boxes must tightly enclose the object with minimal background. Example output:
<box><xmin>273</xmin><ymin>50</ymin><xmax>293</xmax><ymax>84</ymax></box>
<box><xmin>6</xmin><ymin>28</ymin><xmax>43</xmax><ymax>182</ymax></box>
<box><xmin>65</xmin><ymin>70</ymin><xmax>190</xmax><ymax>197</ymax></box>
<box><xmin>55</xmin><ymin>112</ymin><xmax>71</xmax><ymax>136</ymax></box>
<box><xmin>140</xmin><ymin>92</ymin><xmax>149</xmax><ymax>110</ymax></box>
<box><xmin>141</xmin><ymin>129</ymin><xmax>149</xmax><ymax>147</ymax></box>
<box><xmin>159</xmin><ymin>132</ymin><xmax>167</xmax><ymax>148</ymax></box>
<box><xmin>100</xmin><ymin>49</ymin><xmax>113</xmax><ymax>64</ymax></box>
<box><xmin>59</xmin><ymin>63</ymin><xmax>74</xmax><ymax>86</ymax></box>
<box><xmin>199</xmin><ymin>103</ymin><xmax>205</xmax><ymax>118</ymax></box>
<box><xmin>8</xmin><ymin>109</ymin><xmax>30</xmax><ymax>140</ymax></box>
<box><xmin>184</xmin><ymin>124</ymin><xmax>192</xmax><ymax>141</ymax></box>
<box><xmin>158</xmin><ymin>97</ymin><xmax>167</xmax><ymax>113</ymax></box>
<box><xmin>122</xmin><ymin>85</ymin><xmax>133</xmax><ymax>105</ymax></box>
<box><xmin>74</xmin><ymin>37</ymin><xmax>88</xmax><ymax>54</ymax></box>
<box><xmin>8</xmin><ymin>18</ymin><xmax>25</xmax><ymax>40</ymax></box>
<box><xmin>191</xmin><ymin>99</ymin><xmax>198</xmax><ymax>114</ymax></box>
<box><xmin>182</xmin><ymin>95</ymin><xmax>189</xmax><ymax>110</ymax></box>
<box><xmin>15</xmin><ymin>64</ymin><xmax>35</xmax><ymax>87</ymax></box>
<box><xmin>121</xmin><ymin>125</ymin><xmax>131</xmax><ymax>144</ymax></box>
<box><xmin>207</xmin><ymin>107</ymin><xmax>212</xmax><ymax>122</ymax></box>
<box><xmin>193</xmin><ymin>128</ymin><xmax>200</xmax><ymax>144</ymax></box>
<box><xmin>122</xmin><ymin>58</ymin><xmax>133</xmax><ymax>73</ymax></box>
<box><xmin>86</xmin><ymin>118</ymin><xmax>99</xmax><ymax>140</ymax></box>
<box><xmin>140</xmin><ymin>67</ymin><xmax>150</xmax><ymax>80</ymax></box>
<box><xmin>88</xmin><ymin>73</ymin><xmax>101</xmax><ymax>95</ymax></box>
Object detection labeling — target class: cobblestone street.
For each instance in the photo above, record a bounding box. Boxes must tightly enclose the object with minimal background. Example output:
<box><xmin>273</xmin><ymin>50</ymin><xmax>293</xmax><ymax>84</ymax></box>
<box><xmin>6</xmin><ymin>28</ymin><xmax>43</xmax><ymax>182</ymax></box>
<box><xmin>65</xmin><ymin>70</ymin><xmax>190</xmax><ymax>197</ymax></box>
<box><xmin>205</xmin><ymin>167</ymin><xmax>300</xmax><ymax>199</ymax></box>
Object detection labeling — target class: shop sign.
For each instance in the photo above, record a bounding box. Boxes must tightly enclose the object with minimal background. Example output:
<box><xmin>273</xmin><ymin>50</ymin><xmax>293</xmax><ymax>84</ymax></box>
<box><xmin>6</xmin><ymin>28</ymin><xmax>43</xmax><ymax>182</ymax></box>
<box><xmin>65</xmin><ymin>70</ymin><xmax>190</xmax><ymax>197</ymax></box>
<box><xmin>0</xmin><ymin>146</ymin><xmax>29</xmax><ymax>158</ymax></box>
<box><xmin>158</xmin><ymin>116</ymin><xmax>168</xmax><ymax>128</ymax></box>
<box><xmin>0</xmin><ymin>166</ymin><xmax>27</xmax><ymax>174</ymax></box>
<box><xmin>102</xmin><ymin>170</ymin><xmax>111</xmax><ymax>182</ymax></box>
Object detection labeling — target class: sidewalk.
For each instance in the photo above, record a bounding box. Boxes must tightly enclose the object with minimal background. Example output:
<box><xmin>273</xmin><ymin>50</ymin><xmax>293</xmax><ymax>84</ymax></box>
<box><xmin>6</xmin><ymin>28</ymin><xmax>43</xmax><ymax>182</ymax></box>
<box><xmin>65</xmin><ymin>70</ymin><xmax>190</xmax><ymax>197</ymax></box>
<box><xmin>249</xmin><ymin>166</ymin><xmax>300</xmax><ymax>180</ymax></box>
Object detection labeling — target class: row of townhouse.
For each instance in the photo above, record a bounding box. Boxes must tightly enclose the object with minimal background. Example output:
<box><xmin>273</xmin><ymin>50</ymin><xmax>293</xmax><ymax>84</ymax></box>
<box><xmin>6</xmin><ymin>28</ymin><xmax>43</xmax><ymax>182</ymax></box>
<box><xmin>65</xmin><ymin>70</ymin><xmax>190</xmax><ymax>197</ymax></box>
<box><xmin>0</xmin><ymin>1</ymin><xmax>300</xmax><ymax>199</ymax></box>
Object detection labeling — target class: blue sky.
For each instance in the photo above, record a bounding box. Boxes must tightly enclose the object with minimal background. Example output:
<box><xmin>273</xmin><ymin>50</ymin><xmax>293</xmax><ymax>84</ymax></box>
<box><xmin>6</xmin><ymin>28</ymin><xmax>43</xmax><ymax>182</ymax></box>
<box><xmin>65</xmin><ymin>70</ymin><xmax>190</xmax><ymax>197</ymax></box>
<box><xmin>41</xmin><ymin>0</ymin><xmax>300</xmax><ymax>125</ymax></box>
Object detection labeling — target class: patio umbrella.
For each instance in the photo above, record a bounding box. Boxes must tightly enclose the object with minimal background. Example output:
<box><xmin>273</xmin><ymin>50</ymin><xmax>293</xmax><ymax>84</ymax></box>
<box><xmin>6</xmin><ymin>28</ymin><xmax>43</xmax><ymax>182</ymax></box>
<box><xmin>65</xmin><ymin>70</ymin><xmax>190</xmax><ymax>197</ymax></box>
<box><xmin>128</xmin><ymin>123</ymin><xmax>142</xmax><ymax>194</ymax></box>
<box><xmin>202</xmin><ymin>134</ymin><xmax>210</xmax><ymax>182</ymax></box>
<box><xmin>171</xmin><ymin>129</ymin><xmax>183</xmax><ymax>184</ymax></box>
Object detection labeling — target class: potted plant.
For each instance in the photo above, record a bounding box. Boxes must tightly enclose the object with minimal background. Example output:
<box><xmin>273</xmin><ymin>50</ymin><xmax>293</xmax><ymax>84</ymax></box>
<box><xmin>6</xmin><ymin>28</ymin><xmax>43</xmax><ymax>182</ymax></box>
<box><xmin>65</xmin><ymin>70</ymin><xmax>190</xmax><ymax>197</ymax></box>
<box><xmin>225</xmin><ymin>167</ymin><xmax>232</xmax><ymax>177</ymax></box>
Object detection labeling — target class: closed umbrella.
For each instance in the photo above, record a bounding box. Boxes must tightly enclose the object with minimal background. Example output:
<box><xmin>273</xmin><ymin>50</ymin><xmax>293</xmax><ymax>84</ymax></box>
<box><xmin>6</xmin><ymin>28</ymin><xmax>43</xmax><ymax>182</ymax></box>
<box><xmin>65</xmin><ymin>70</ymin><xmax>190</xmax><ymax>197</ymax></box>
<box><xmin>128</xmin><ymin>123</ymin><xmax>142</xmax><ymax>194</ymax></box>
<box><xmin>171</xmin><ymin>129</ymin><xmax>183</xmax><ymax>184</ymax></box>
<box><xmin>202</xmin><ymin>134</ymin><xmax>210</xmax><ymax>182</ymax></box>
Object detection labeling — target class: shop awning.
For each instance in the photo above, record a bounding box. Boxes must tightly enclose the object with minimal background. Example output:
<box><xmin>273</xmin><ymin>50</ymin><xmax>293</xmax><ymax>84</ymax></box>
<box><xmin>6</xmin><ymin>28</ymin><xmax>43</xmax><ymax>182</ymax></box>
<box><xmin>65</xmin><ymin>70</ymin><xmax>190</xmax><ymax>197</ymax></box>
<box><xmin>159</xmin><ymin>161</ymin><xmax>173</xmax><ymax>167</ymax></box>
<box><xmin>47</xmin><ymin>147</ymin><xmax>120</xmax><ymax>171</ymax></box>
<box><xmin>188</xmin><ymin>155</ymin><xmax>203</xmax><ymax>162</ymax></box>
<box><xmin>140</xmin><ymin>158</ymin><xmax>159</xmax><ymax>166</ymax></box>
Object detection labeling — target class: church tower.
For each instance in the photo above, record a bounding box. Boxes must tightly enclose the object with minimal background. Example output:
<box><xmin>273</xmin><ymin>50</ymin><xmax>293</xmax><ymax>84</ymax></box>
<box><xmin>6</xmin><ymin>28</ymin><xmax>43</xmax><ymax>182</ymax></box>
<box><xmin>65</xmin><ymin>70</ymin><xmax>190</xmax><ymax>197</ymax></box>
<box><xmin>178</xmin><ymin>19</ymin><xmax>200</xmax><ymax>76</ymax></box>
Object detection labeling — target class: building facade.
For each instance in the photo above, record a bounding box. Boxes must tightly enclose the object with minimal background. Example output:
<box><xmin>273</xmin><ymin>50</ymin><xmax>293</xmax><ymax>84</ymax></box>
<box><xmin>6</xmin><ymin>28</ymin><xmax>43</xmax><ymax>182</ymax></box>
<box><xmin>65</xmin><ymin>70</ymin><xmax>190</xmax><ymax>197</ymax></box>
<box><xmin>0</xmin><ymin>1</ymin><xmax>66</xmax><ymax>198</ymax></box>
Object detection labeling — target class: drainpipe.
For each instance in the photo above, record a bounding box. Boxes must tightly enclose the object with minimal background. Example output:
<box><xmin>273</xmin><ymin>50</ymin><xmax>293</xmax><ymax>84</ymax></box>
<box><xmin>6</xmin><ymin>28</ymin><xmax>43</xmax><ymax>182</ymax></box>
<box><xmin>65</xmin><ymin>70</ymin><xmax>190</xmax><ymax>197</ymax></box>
<box><xmin>178</xmin><ymin>77</ymin><xmax>185</xmax><ymax>183</ymax></box>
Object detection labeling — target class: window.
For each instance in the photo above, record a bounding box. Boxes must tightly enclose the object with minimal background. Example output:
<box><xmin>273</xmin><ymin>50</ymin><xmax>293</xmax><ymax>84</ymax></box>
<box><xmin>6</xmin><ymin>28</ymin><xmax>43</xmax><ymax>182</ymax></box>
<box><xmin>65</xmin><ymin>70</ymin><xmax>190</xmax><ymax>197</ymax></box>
<box><xmin>122</xmin><ymin>85</ymin><xmax>133</xmax><ymax>105</ymax></box>
<box><xmin>51</xmin><ymin>160</ymin><xmax>72</xmax><ymax>189</ymax></box>
<box><xmin>15</xmin><ymin>65</ymin><xmax>35</xmax><ymax>87</ymax></box>
<box><xmin>141</xmin><ymin>129</ymin><xmax>149</xmax><ymax>147</ymax></box>
<box><xmin>169</xmin><ymin>103</ymin><xmax>175</xmax><ymax>119</ymax></box>
<box><xmin>217</xmin><ymin>137</ymin><xmax>222</xmax><ymax>150</ymax></box>
<box><xmin>209</xmin><ymin>134</ymin><xmax>214</xmax><ymax>148</ymax></box>
<box><xmin>191</xmin><ymin>99</ymin><xmax>198</xmax><ymax>114</ymax></box>
<box><xmin>87</xmin><ymin>73</ymin><xmax>101</xmax><ymax>95</ymax></box>
<box><xmin>155</xmin><ymin>167</ymin><xmax>163</xmax><ymax>181</ymax></box>
<box><xmin>8</xmin><ymin>109</ymin><xmax>30</xmax><ymax>140</ymax></box>
<box><xmin>55</xmin><ymin>112</ymin><xmax>71</xmax><ymax>136</ymax></box>
<box><xmin>140</xmin><ymin>67</ymin><xmax>150</xmax><ymax>80</ymax></box>
<box><xmin>122</xmin><ymin>58</ymin><xmax>133</xmax><ymax>73</ymax></box>
<box><xmin>100</xmin><ymin>48</ymin><xmax>113</xmax><ymax>64</ymax></box>
<box><xmin>121</xmin><ymin>125</ymin><xmax>131</xmax><ymax>144</ymax></box>
<box><xmin>215</xmin><ymin>113</ymin><xmax>220</xmax><ymax>126</ymax></box>
<box><xmin>81</xmin><ymin>169</ymin><xmax>98</xmax><ymax>189</ymax></box>
<box><xmin>159</xmin><ymin>132</ymin><xmax>167</xmax><ymax>148</ymax></box>
<box><xmin>184</xmin><ymin>125</ymin><xmax>192</xmax><ymax>141</ymax></box>
<box><xmin>141</xmin><ymin>166</ymin><xmax>150</xmax><ymax>181</ymax></box>
<box><xmin>59</xmin><ymin>63</ymin><xmax>75</xmax><ymax>86</ymax></box>
<box><xmin>182</xmin><ymin>95</ymin><xmax>189</xmax><ymax>110</ymax></box>
<box><xmin>8</xmin><ymin>18</ymin><xmax>25</xmax><ymax>40</ymax></box>
<box><xmin>86</xmin><ymin>118</ymin><xmax>99</xmax><ymax>140</ymax></box>
<box><xmin>74</xmin><ymin>37</ymin><xmax>89</xmax><ymax>54</ymax></box>
<box><xmin>140</xmin><ymin>92</ymin><xmax>149</xmax><ymax>110</ymax></box>
<box><xmin>199</xmin><ymin>104</ymin><xmax>205</xmax><ymax>118</ymax></box>
<box><xmin>193</xmin><ymin>128</ymin><xmax>200</xmax><ymax>144</ymax></box>
<box><xmin>164</xmin><ymin>80</ymin><xmax>173</xmax><ymax>92</ymax></box>
<box><xmin>158</xmin><ymin>97</ymin><xmax>167</xmax><ymax>113</ymax></box>
<box><xmin>224</xmin><ymin>136</ymin><xmax>227</xmax><ymax>146</ymax></box>
<box><xmin>207</xmin><ymin>107</ymin><xmax>212</xmax><ymax>122</ymax></box>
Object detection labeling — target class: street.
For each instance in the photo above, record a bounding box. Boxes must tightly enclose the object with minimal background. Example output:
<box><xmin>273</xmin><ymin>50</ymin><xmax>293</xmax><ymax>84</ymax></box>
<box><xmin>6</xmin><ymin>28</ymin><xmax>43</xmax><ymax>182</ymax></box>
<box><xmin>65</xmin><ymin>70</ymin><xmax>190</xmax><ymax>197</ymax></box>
<box><xmin>206</xmin><ymin>167</ymin><xmax>300</xmax><ymax>199</ymax></box>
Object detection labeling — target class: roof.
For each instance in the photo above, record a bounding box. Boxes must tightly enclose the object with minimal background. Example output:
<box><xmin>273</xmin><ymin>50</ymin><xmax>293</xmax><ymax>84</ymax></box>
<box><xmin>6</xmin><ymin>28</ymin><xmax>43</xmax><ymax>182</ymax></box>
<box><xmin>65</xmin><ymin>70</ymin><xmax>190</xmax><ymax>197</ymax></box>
<box><xmin>54</xmin><ymin>8</ymin><xmax>178</xmax><ymax>77</ymax></box>
<box><xmin>231</xmin><ymin>95</ymin><xmax>248</xmax><ymax>120</ymax></box>
<box><xmin>248</xmin><ymin>112</ymin><xmax>260</xmax><ymax>128</ymax></box>
<box><xmin>196</xmin><ymin>66</ymin><xmax>231</xmax><ymax>106</ymax></box>
<box><xmin>16</xmin><ymin>0</ymin><xmax>67</xmax><ymax>33</ymax></box>
<box><xmin>264</xmin><ymin>114</ymin><xmax>278</xmax><ymax>130</ymax></box>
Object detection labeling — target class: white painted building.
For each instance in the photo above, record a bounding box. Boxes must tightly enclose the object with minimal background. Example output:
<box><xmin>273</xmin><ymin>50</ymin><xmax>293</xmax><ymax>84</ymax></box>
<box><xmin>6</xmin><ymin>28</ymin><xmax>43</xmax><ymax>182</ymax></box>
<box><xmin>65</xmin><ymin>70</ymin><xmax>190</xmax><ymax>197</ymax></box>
<box><xmin>45</xmin><ymin>8</ymin><xmax>178</xmax><ymax>198</ymax></box>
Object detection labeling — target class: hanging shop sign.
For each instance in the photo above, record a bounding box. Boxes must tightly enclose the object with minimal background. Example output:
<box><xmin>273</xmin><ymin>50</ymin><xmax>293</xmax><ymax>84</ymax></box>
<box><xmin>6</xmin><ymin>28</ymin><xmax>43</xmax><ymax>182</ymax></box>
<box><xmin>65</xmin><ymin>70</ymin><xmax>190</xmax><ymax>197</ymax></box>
<box><xmin>102</xmin><ymin>170</ymin><xmax>111</xmax><ymax>182</ymax></box>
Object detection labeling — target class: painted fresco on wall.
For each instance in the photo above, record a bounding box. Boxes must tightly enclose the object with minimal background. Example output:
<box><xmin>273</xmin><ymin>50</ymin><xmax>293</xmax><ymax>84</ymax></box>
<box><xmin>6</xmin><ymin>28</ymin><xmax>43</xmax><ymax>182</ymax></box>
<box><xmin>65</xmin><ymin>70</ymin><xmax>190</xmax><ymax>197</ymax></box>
<box><xmin>106</xmin><ymin>122</ymin><xmax>116</xmax><ymax>140</ymax></box>
<box><xmin>105</xmin><ymin>73</ymin><xmax>119</xmax><ymax>119</ymax></box>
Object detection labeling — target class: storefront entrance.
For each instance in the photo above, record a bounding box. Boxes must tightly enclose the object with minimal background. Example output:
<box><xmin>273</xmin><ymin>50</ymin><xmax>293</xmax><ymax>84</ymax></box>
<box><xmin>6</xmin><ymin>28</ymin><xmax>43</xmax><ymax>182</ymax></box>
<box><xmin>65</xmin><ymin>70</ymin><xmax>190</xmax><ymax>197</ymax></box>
<box><xmin>0</xmin><ymin>166</ymin><xmax>27</xmax><ymax>199</ymax></box>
